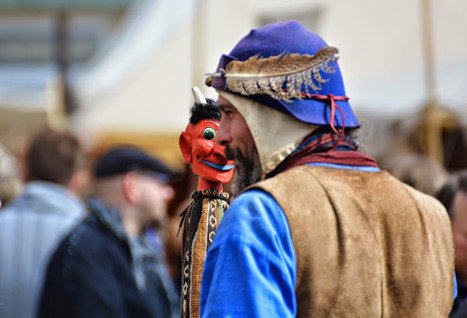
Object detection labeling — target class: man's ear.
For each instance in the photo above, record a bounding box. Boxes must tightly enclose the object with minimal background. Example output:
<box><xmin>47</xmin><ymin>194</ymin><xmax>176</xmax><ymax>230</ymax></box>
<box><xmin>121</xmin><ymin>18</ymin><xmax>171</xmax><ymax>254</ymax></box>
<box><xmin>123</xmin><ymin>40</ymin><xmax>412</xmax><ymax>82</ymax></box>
<box><xmin>68</xmin><ymin>169</ymin><xmax>89</xmax><ymax>196</ymax></box>
<box><xmin>22</xmin><ymin>163</ymin><xmax>30</xmax><ymax>183</ymax></box>
<box><xmin>179</xmin><ymin>131</ymin><xmax>193</xmax><ymax>163</ymax></box>
<box><xmin>122</xmin><ymin>172</ymin><xmax>139</xmax><ymax>203</ymax></box>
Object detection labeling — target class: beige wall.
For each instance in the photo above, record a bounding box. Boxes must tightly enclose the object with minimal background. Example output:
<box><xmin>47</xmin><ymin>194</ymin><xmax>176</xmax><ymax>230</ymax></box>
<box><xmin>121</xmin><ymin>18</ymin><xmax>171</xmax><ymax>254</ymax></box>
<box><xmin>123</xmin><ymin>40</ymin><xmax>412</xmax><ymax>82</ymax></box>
<box><xmin>72</xmin><ymin>21</ymin><xmax>193</xmax><ymax>146</ymax></box>
<box><xmin>71</xmin><ymin>0</ymin><xmax>467</xmax><ymax>154</ymax></box>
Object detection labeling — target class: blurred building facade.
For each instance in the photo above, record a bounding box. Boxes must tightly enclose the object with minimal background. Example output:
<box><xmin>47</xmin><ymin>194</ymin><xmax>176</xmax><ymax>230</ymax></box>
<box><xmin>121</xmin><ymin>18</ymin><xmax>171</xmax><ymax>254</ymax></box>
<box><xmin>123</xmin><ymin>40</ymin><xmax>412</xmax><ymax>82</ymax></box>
<box><xmin>0</xmin><ymin>0</ymin><xmax>129</xmax><ymax>150</ymax></box>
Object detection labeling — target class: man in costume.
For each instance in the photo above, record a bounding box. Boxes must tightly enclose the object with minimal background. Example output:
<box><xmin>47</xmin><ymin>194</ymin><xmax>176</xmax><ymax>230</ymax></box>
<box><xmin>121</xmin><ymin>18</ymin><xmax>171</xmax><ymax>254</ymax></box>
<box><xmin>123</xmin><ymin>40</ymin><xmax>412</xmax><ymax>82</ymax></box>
<box><xmin>178</xmin><ymin>87</ymin><xmax>234</xmax><ymax>318</ymax></box>
<box><xmin>200</xmin><ymin>20</ymin><xmax>455</xmax><ymax>317</ymax></box>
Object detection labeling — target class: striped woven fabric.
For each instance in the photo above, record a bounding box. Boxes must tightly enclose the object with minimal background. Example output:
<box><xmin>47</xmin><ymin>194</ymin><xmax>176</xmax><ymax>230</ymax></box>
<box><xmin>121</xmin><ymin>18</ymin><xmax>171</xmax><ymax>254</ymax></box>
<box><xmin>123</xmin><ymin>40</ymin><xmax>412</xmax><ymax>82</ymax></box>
<box><xmin>179</xmin><ymin>189</ymin><xmax>229</xmax><ymax>318</ymax></box>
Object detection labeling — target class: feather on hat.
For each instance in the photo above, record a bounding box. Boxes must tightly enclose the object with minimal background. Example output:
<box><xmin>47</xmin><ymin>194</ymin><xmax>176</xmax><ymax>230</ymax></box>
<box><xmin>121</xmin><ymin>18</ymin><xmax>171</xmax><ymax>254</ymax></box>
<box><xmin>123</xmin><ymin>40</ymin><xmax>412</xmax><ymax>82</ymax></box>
<box><xmin>208</xmin><ymin>46</ymin><xmax>338</xmax><ymax>102</ymax></box>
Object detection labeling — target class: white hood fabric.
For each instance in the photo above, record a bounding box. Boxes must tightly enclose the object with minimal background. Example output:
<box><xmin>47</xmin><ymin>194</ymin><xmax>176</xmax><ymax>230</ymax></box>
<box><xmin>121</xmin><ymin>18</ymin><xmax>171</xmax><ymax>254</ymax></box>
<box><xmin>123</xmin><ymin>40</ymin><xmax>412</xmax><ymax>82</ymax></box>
<box><xmin>219</xmin><ymin>92</ymin><xmax>318</xmax><ymax>177</ymax></box>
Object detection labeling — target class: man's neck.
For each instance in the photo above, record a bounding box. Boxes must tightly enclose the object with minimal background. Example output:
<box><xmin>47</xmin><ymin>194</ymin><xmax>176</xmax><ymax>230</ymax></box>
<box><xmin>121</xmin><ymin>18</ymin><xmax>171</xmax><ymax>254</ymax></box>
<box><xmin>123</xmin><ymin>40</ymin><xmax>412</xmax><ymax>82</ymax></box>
<box><xmin>121</xmin><ymin>210</ymin><xmax>143</xmax><ymax>238</ymax></box>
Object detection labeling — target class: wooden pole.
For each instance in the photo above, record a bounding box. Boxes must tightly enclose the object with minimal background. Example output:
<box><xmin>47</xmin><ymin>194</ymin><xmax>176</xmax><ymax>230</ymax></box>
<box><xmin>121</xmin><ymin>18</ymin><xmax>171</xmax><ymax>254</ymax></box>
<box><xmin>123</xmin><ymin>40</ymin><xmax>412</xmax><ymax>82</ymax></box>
<box><xmin>48</xmin><ymin>11</ymin><xmax>72</xmax><ymax>131</ymax></box>
<box><xmin>420</xmin><ymin>0</ymin><xmax>444</xmax><ymax>165</ymax></box>
<box><xmin>421</xmin><ymin>0</ymin><xmax>436</xmax><ymax>104</ymax></box>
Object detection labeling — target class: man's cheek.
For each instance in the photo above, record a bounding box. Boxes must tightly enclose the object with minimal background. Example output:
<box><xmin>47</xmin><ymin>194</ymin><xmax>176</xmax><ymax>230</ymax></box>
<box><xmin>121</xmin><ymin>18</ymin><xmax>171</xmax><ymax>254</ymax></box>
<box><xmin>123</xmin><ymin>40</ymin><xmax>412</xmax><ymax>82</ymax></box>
<box><xmin>224</xmin><ymin>146</ymin><xmax>237</xmax><ymax>161</ymax></box>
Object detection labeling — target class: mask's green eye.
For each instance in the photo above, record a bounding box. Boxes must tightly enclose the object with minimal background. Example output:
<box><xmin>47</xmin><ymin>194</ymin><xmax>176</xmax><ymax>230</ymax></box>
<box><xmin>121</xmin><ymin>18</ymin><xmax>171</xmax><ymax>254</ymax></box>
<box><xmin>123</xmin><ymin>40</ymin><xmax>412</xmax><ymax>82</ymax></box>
<box><xmin>202</xmin><ymin>127</ymin><xmax>216</xmax><ymax>140</ymax></box>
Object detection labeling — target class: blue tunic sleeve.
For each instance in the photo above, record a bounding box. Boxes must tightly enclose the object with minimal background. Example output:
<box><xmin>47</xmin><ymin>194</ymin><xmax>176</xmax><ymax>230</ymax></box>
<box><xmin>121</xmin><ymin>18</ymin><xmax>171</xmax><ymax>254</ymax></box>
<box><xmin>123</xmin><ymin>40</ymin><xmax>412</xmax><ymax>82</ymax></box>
<box><xmin>200</xmin><ymin>189</ymin><xmax>296</xmax><ymax>318</ymax></box>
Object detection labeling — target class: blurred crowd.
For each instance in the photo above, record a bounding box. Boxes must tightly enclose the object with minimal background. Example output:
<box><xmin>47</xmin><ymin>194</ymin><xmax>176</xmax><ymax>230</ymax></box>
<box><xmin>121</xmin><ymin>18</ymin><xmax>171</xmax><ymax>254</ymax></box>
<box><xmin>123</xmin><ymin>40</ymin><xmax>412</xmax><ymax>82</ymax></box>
<box><xmin>0</xmin><ymin>124</ymin><xmax>466</xmax><ymax>317</ymax></box>
<box><xmin>0</xmin><ymin>127</ymin><xmax>184</xmax><ymax>318</ymax></box>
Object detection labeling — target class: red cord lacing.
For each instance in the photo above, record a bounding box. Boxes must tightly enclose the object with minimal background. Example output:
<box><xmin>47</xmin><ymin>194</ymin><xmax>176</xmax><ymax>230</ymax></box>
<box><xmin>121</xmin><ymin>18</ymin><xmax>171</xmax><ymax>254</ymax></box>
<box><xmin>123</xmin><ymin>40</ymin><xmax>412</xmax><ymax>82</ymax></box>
<box><xmin>300</xmin><ymin>93</ymin><xmax>348</xmax><ymax>149</ymax></box>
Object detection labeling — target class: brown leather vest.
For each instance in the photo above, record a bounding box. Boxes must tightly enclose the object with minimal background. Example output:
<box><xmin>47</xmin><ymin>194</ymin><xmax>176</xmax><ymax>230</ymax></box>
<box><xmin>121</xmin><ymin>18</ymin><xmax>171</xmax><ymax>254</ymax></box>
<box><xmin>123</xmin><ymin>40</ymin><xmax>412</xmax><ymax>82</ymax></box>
<box><xmin>250</xmin><ymin>165</ymin><xmax>454</xmax><ymax>317</ymax></box>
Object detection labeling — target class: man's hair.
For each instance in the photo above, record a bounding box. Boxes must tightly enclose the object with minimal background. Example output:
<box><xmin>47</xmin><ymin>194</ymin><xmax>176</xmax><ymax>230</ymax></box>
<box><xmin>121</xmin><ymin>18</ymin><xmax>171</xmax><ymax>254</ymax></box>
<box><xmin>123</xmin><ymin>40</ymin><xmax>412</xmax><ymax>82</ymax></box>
<box><xmin>27</xmin><ymin>127</ymin><xmax>85</xmax><ymax>186</ymax></box>
<box><xmin>436</xmin><ymin>170</ymin><xmax>467</xmax><ymax>219</ymax></box>
<box><xmin>310</xmin><ymin>126</ymin><xmax>360</xmax><ymax>143</ymax></box>
<box><xmin>189</xmin><ymin>99</ymin><xmax>220</xmax><ymax>124</ymax></box>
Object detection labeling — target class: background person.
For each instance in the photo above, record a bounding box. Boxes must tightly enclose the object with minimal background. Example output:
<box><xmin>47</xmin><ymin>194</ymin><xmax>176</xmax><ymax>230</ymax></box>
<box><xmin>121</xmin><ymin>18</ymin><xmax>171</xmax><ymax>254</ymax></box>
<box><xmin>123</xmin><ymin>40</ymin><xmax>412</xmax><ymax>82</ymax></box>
<box><xmin>38</xmin><ymin>146</ymin><xmax>180</xmax><ymax>318</ymax></box>
<box><xmin>436</xmin><ymin>171</ymin><xmax>467</xmax><ymax>317</ymax></box>
<box><xmin>0</xmin><ymin>127</ymin><xmax>88</xmax><ymax>318</ymax></box>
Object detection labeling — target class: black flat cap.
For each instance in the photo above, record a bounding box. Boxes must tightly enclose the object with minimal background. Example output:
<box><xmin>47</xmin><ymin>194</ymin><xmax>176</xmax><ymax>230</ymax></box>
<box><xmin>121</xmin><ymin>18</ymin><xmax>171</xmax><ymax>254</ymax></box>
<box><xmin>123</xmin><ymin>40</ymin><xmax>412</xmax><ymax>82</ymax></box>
<box><xmin>93</xmin><ymin>146</ymin><xmax>180</xmax><ymax>182</ymax></box>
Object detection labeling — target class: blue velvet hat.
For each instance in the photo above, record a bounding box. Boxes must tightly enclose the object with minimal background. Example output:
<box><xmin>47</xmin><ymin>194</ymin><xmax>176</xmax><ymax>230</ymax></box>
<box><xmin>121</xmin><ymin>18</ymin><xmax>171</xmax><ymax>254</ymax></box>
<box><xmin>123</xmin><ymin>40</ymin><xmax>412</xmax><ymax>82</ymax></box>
<box><xmin>206</xmin><ymin>20</ymin><xmax>360</xmax><ymax>128</ymax></box>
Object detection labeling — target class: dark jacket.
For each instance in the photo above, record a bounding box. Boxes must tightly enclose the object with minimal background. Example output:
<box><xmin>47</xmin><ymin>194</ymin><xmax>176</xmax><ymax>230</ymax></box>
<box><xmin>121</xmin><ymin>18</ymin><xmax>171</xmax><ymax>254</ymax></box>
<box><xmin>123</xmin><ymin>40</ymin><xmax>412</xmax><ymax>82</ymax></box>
<box><xmin>452</xmin><ymin>282</ymin><xmax>467</xmax><ymax>317</ymax></box>
<box><xmin>38</xmin><ymin>199</ymin><xmax>178</xmax><ymax>318</ymax></box>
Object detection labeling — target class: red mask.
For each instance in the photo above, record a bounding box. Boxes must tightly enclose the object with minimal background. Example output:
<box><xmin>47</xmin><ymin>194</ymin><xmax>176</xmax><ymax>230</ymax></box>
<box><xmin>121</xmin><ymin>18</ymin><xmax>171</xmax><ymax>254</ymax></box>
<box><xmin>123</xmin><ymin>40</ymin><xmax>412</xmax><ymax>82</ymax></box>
<box><xmin>179</xmin><ymin>119</ymin><xmax>234</xmax><ymax>187</ymax></box>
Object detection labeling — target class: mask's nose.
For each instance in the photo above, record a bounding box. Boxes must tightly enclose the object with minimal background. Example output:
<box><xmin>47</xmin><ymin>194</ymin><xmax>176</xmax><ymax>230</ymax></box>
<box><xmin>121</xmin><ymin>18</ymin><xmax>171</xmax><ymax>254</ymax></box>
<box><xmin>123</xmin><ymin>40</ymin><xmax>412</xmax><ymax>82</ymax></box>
<box><xmin>212</xmin><ymin>142</ymin><xmax>227</xmax><ymax>157</ymax></box>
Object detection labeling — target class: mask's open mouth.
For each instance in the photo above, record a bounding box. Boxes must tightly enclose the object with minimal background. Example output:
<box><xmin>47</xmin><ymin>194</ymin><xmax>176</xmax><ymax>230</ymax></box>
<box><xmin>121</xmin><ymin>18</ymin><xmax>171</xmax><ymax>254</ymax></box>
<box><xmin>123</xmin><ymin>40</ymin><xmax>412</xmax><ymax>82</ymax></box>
<box><xmin>200</xmin><ymin>160</ymin><xmax>235</xmax><ymax>171</ymax></box>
